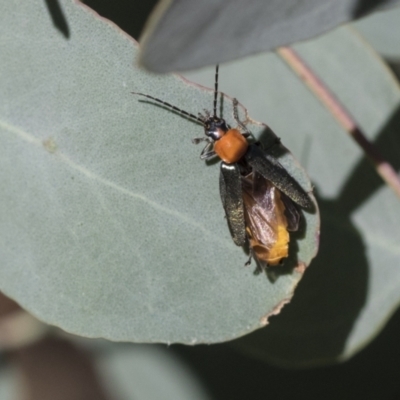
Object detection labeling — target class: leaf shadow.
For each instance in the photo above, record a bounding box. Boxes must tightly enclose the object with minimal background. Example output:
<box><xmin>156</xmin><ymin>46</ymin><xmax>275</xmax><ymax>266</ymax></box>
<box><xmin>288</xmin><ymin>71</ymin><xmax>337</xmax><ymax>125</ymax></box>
<box><xmin>234</xmin><ymin>103</ymin><xmax>400</xmax><ymax>365</ymax></box>
<box><xmin>351</xmin><ymin>0</ymin><xmax>394</xmax><ymax>18</ymax></box>
<box><xmin>82</xmin><ymin>0</ymin><xmax>157</xmax><ymax>40</ymax></box>
<box><xmin>44</xmin><ymin>0</ymin><xmax>70</xmax><ymax>38</ymax></box>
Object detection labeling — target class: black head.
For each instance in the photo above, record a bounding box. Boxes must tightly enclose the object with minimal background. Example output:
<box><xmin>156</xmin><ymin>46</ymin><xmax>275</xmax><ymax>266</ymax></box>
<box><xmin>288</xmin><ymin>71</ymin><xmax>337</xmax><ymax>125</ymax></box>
<box><xmin>204</xmin><ymin>116</ymin><xmax>229</xmax><ymax>141</ymax></box>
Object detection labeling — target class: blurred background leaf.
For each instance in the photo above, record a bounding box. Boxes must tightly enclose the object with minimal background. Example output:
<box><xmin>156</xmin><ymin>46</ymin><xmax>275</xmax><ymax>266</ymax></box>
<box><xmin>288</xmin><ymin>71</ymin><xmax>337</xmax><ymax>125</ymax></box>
<box><xmin>138</xmin><ymin>0</ymin><xmax>400</xmax><ymax>72</ymax></box>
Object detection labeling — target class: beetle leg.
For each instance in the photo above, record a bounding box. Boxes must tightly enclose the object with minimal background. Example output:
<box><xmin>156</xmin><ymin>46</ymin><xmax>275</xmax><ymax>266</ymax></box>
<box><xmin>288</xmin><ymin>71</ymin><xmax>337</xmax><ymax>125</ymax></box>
<box><xmin>193</xmin><ymin>137</ymin><xmax>216</xmax><ymax>159</ymax></box>
<box><xmin>245</xmin><ymin>250</ymin><xmax>264</xmax><ymax>275</ymax></box>
<box><xmin>199</xmin><ymin>141</ymin><xmax>217</xmax><ymax>160</ymax></box>
<box><xmin>220</xmin><ymin>162</ymin><xmax>246</xmax><ymax>246</ymax></box>
<box><xmin>192</xmin><ymin>136</ymin><xmax>207</xmax><ymax>144</ymax></box>
<box><xmin>233</xmin><ymin>98</ymin><xmax>252</xmax><ymax>136</ymax></box>
<box><xmin>245</xmin><ymin>254</ymin><xmax>252</xmax><ymax>266</ymax></box>
<box><xmin>200</xmin><ymin>150</ymin><xmax>217</xmax><ymax>161</ymax></box>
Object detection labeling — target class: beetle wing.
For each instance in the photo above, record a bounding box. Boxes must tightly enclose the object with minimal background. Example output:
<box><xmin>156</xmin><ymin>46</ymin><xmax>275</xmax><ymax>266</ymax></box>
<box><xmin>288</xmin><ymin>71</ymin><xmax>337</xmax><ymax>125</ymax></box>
<box><xmin>219</xmin><ymin>162</ymin><xmax>246</xmax><ymax>246</ymax></box>
<box><xmin>281</xmin><ymin>192</ymin><xmax>300</xmax><ymax>232</ymax></box>
<box><xmin>244</xmin><ymin>144</ymin><xmax>312</xmax><ymax>209</ymax></box>
<box><xmin>242</xmin><ymin>172</ymin><xmax>291</xmax><ymax>266</ymax></box>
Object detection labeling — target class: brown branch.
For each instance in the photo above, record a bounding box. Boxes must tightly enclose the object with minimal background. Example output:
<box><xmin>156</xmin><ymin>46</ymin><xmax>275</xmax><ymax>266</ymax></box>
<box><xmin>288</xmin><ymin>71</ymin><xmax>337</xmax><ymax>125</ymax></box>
<box><xmin>278</xmin><ymin>46</ymin><xmax>400</xmax><ymax>199</ymax></box>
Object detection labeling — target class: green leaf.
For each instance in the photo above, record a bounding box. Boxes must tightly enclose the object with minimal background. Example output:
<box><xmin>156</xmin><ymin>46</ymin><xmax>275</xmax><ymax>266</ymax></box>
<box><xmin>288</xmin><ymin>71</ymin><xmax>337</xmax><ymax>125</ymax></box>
<box><xmin>355</xmin><ymin>6</ymin><xmax>400</xmax><ymax>60</ymax></box>
<box><xmin>139</xmin><ymin>0</ymin><xmax>400</xmax><ymax>72</ymax></box>
<box><xmin>0</xmin><ymin>1</ymin><xmax>317</xmax><ymax>343</ymax></box>
<box><xmin>185</xmin><ymin>26</ymin><xmax>400</xmax><ymax>366</ymax></box>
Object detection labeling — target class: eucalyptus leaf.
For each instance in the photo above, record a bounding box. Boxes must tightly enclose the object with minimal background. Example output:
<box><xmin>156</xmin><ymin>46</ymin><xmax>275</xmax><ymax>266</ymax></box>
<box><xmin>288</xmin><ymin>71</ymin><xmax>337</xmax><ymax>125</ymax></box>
<box><xmin>139</xmin><ymin>0</ymin><xmax>400</xmax><ymax>72</ymax></box>
<box><xmin>355</xmin><ymin>6</ymin><xmax>400</xmax><ymax>60</ymax></box>
<box><xmin>185</xmin><ymin>26</ymin><xmax>400</xmax><ymax>365</ymax></box>
<box><xmin>0</xmin><ymin>0</ymin><xmax>318</xmax><ymax>343</ymax></box>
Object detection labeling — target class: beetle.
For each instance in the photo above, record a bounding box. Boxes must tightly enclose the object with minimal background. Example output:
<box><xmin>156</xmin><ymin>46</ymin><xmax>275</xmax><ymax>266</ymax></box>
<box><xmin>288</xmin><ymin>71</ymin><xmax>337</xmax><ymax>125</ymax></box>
<box><xmin>133</xmin><ymin>65</ymin><xmax>313</xmax><ymax>272</ymax></box>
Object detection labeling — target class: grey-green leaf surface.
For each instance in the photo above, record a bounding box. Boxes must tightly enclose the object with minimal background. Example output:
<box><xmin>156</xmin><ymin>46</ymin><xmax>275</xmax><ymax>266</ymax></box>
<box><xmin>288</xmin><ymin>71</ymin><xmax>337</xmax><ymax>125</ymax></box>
<box><xmin>0</xmin><ymin>0</ymin><xmax>318</xmax><ymax>343</ymax></box>
<box><xmin>139</xmin><ymin>0</ymin><xmax>400</xmax><ymax>72</ymax></box>
<box><xmin>184</xmin><ymin>26</ymin><xmax>400</xmax><ymax>365</ymax></box>
<box><xmin>355</xmin><ymin>6</ymin><xmax>400</xmax><ymax>60</ymax></box>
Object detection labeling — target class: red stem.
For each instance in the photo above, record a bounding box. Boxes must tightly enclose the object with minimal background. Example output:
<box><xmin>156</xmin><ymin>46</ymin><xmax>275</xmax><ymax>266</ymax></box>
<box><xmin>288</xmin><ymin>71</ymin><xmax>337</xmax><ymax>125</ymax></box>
<box><xmin>278</xmin><ymin>46</ymin><xmax>400</xmax><ymax>199</ymax></box>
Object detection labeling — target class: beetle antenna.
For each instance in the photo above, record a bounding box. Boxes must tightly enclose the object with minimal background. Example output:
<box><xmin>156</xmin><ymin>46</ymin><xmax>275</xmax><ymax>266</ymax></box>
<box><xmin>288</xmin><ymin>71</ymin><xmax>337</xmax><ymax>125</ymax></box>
<box><xmin>132</xmin><ymin>92</ymin><xmax>204</xmax><ymax>124</ymax></box>
<box><xmin>213</xmin><ymin>64</ymin><xmax>219</xmax><ymax>117</ymax></box>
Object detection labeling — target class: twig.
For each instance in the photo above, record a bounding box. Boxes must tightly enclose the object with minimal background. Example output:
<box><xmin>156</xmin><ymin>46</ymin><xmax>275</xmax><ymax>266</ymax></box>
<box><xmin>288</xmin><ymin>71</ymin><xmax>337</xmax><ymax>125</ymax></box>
<box><xmin>278</xmin><ymin>46</ymin><xmax>400</xmax><ymax>199</ymax></box>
